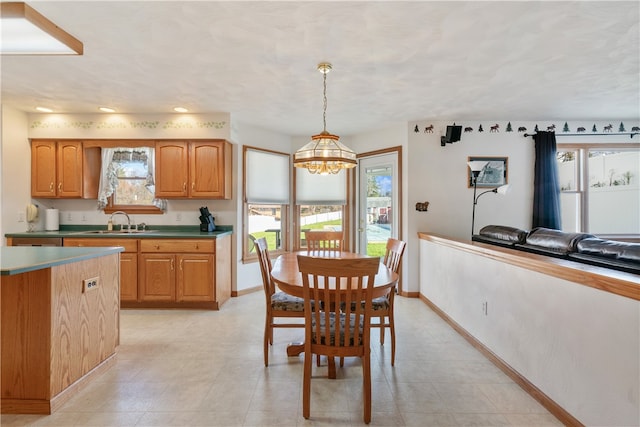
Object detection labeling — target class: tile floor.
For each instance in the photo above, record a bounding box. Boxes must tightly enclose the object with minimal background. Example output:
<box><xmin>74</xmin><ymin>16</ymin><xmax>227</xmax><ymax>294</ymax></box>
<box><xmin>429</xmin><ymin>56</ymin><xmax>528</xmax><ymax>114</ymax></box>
<box><xmin>1</xmin><ymin>292</ymin><xmax>563</xmax><ymax>426</ymax></box>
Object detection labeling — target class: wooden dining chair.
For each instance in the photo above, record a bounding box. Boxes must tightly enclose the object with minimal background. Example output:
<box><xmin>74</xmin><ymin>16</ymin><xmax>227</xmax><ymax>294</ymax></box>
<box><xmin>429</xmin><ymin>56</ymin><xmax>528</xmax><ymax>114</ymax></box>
<box><xmin>341</xmin><ymin>238</ymin><xmax>406</xmax><ymax>367</ymax></box>
<box><xmin>304</xmin><ymin>230</ymin><xmax>344</xmax><ymax>252</ymax></box>
<box><xmin>254</xmin><ymin>237</ymin><xmax>305</xmax><ymax>367</ymax></box>
<box><xmin>373</xmin><ymin>237</ymin><xmax>406</xmax><ymax>366</ymax></box>
<box><xmin>297</xmin><ymin>255</ymin><xmax>386</xmax><ymax>424</ymax></box>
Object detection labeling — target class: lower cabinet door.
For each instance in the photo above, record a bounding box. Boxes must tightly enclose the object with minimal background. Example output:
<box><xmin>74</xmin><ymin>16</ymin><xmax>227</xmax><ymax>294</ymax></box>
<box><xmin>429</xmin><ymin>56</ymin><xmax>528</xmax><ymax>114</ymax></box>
<box><xmin>120</xmin><ymin>253</ymin><xmax>138</xmax><ymax>302</ymax></box>
<box><xmin>139</xmin><ymin>254</ymin><xmax>176</xmax><ymax>301</ymax></box>
<box><xmin>177</xmin><ymin>254</ymin><xmax>214</xmax><ymax>302</ymax></box>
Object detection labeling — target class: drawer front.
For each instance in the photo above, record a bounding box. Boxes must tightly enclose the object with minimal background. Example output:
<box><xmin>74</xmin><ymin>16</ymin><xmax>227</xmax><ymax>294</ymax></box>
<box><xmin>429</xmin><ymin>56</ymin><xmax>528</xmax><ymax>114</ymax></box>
<box><xmin>139</xmin><ymin>239</ymin><xmax>214</xmax><ymax>253</ymax></box>
<box><xmin>64</xmin><ymin>238</ymin><xmax>138</xmax><ymax>252</ymax></box>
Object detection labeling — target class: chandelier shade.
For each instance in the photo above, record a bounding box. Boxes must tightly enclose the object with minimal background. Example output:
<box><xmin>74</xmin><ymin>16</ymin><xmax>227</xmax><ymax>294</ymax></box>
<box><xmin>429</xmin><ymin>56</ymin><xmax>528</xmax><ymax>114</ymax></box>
<box><xmin>293</xmin><ymin>62</ymin><xmax>357</xmax><ymax>175</ymax></box>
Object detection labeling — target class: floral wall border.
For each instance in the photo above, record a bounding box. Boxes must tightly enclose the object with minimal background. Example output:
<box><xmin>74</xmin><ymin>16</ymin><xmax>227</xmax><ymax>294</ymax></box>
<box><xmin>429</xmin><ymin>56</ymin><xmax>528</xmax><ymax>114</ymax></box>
<box><xmin>30</xmin><ymin>119</ymin><xmax>227</xmax><ymax>130</ymax></box>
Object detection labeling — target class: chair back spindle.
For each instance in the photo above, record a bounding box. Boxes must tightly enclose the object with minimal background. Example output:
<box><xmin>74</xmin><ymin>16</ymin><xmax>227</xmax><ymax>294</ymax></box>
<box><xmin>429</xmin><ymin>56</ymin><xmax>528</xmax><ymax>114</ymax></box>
<box><xmin>304</xmin><ymin>230</ymin><xmax>344</xmax><ymax>252</ymax></box>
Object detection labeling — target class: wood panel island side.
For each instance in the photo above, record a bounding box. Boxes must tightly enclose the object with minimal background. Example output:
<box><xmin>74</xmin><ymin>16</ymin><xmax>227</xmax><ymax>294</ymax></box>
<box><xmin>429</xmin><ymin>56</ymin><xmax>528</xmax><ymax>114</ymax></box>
<box><xmin>1</xmin><ymin>246</ymin><xmax>123</xmax><ymax>414</ymax></box>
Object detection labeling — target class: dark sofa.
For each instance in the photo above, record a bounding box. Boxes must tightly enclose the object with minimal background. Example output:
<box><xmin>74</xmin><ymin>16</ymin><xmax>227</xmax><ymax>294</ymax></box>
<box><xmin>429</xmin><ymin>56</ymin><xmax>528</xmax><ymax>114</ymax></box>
<box><xmin>472</xmin><ymin>225</ymin><xmax>640</xmax><ymax>275</ymax></box>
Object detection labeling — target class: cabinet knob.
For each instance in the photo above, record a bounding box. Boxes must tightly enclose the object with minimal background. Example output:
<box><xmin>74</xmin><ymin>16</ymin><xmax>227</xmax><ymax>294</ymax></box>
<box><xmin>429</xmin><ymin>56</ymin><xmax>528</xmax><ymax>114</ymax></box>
<box><xmin>171</xmin><ymin>259</ymin><xmax>175</xmax><ymax>270</ymax></box>
<box><xmin>155</xmin><ymin>244</ymin><xmax>160</xmax><ymax>250</ymax></box>
<box><xmin>58</xmin><ymin>182</ymin><xmax>62</xmax><ymax>191</ymax></box>
<box><xmin>180</xmin><ymin>259</ymin><xmax>183</xmax><ymax>270</ymax></box>
<box><xmin>192</xmin><ymin>182</ymin><xmax>195</xmax><ymax>190</ymax></box>
<box><xmin>49</xmin><ymin>182</ymin><xmax>54</xmax><ymax>192</ymax></box>
<box><xmin>183</xmin><ymin>182</ymin><xmax>187</xmax><ymax>191</ymax></box>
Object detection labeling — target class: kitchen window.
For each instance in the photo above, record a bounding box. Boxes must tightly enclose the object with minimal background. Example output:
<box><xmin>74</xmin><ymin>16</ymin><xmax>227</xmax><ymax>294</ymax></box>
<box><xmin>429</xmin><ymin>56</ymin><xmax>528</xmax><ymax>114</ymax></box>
<box><xmin>243</xmin><ymin>146</ymin><xmax>290</xmax><ymax>261</ymax></box>
<box><xmin>99</xmin><ymin>147</ymin><xmax>165</xmax><ymax>214</ymax></box>
<box><xmin>557</xmin><ymin>143</ymin><xmax>640</xmax><ymax>236</ymax></box>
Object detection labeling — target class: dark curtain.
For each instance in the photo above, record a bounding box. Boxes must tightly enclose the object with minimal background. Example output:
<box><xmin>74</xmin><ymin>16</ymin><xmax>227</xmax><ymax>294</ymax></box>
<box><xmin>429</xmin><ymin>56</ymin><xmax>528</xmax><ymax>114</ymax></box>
<box><xmin>532</xmin><ymin>131</ymin><xmax>562</xmax><ymax>229</ymax></box>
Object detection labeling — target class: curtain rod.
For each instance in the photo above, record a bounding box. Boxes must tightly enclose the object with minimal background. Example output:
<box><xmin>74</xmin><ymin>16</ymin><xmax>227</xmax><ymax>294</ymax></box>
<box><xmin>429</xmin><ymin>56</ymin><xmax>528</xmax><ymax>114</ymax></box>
<box><xmin>523</xmin><ymin>132</ymin><xmax>639</xmax><ymax>139</ymax></box>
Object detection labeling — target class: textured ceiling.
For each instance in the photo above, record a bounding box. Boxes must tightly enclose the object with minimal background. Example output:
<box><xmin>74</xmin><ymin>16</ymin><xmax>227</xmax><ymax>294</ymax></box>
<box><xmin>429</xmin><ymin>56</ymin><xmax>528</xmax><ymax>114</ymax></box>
<box><xmin>1</xmin><ymin>1</ymin><xmax>639</xmax><ymax>136</ymax></box>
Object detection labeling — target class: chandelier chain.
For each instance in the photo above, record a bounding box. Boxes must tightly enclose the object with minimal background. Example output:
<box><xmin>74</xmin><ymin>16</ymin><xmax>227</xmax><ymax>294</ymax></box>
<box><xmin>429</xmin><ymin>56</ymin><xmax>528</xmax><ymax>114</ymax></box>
<box><xmin>322</xmin><ymin>69</ymin><xmax>327</xmax><ymax>132</ymax></box>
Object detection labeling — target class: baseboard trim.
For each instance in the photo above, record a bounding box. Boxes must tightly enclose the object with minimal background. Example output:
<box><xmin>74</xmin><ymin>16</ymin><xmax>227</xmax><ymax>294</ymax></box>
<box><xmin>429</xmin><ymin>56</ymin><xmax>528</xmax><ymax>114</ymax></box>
<box><xmin>232</xmin><ymin>286</ymin><xmax>261</xmax><ymax>297</ymax></box>
<box><xmin>419</xmin><ymin>294</ymin><xmax>583</xmax><ymax>427</ymax></box>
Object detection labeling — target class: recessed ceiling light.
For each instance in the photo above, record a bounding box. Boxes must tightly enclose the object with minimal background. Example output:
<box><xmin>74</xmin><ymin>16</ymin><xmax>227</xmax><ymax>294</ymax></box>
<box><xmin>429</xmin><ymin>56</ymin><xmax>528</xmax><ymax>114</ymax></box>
<box><xmin>35</xmin><ymin>106</ymin><xmax>53</xmax><ymax>113</ymax></box>
<box><xmin>1</xmin><ymin>2</ymin><xmax>83</xmax><ymax>55</ymax></box>
<box><xmin>174</xmin><ymin>107</ymin><xmax>189</xmax><ymax>113</ymax></box>
<box><xmin>99</xmin><ymin>107</ymin><xmax>116</xmax><ymax>113</ymax></box>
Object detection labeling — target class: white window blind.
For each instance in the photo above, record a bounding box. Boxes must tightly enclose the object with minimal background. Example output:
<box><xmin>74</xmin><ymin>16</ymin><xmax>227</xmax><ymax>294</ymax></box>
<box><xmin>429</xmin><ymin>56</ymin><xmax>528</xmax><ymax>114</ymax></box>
<box><xmin>246</xmin><ymin>148</ymin><xmax>290</xmax><ymax>204</ymax></box>
<box><xmin>296</xmin><ymin>168</ymin><xmax>347</xmax><ymax>205</ymax></box>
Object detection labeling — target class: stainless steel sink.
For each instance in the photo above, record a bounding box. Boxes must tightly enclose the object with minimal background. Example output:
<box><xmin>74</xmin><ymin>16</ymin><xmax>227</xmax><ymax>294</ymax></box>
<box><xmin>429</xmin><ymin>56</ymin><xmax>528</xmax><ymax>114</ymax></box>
<box><xmin>73</xmin><ymin>229</ymin><xmax>158</xmax><ymax>235</ymax></box>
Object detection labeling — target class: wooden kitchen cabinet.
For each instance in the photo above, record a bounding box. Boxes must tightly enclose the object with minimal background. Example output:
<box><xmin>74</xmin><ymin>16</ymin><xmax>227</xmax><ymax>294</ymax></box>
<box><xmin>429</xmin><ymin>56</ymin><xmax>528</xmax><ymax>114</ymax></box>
<box><xmin>63</xmin><ymin>238</ymin><xmax>139</xmax><ymax>302</ymax></box>
<box><xmin>138</xmin><ymin>239</ymin><xmax>216</xmax><ymax>306</ymax></box>
<box><xmin>31</xmin><ymin>140</ymin><xmax>83</xmax><ymax>198</ymax></box>
<box><xmin>155</xmin><ymin>140</ymin><xmax>231</xmax><ymax>199</ymax></box>
<box><xmin>138</xmin><ymin>253</ymin><xmax>176</xmax><ymax>301</ymax></box>
<box><xmin>155</xmin><ymin>142</ymin><xmax>189</xmax><ymax>197</ymax></box>
<box><xmin>177</xmin><ymin>254</ymin><xmax>214</xmax><ymax>301</ymax></box>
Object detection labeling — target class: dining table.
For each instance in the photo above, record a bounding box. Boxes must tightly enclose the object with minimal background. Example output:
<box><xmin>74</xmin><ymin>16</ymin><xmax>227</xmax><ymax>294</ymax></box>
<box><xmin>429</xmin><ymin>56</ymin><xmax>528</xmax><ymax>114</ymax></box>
<box><xmin>270</xmin><ymin>250</ymin><xmax>398</xmax><ymax>377</ymax></box>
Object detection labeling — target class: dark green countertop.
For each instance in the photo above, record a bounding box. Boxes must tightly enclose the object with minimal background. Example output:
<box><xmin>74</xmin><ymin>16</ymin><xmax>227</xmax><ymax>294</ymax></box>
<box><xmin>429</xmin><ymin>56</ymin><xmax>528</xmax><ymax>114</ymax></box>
<box><xmin>5</xmin><ymin>225</ymin><xmax>233</xmax><ymax>240</ymax></box>
<box><xmin>1</xmin><ymin>246</ymin><xmax>124</xmax><ymax>276</ymax></box>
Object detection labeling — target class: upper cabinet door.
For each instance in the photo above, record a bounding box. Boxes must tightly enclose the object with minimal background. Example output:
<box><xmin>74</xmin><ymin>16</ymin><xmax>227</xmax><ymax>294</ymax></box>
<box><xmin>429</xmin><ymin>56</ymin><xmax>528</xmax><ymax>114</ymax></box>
<box><xmin>190</xmin><ymin>141</ymin><xmax>230</xmax><ymax>199</ymax></box>
<box><xmin>156</xmin><ymin>140</ymin><xmax>231</xmax><ymax>199</ymax></box>
<box><xmin>31</xmin><ymin>141</ymin><xmax>57</xmax><ymax>197</ymax></box>
<box><xmin>31</xmin><ymin>140</ymin><xmax>83</xmax><ymax>198</ymax></box>
<box><xmin>57</xmin><ymin>141</ymin><xmax>83</xmax><ymax>197</ymax></box>
<box><xmin>155</xmin><ymin>142</ymin><xmax>189</xmax><ymax>197</ymax></box>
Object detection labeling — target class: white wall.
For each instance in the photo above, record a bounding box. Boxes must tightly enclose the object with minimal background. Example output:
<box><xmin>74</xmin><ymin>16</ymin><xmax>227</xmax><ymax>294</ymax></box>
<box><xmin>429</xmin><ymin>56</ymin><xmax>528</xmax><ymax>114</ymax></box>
<box><xmin>1</xmin><ymin>106</ymin><xmax>31</xmax><ymax>242</ymax></box>
<box><xmin>420</xmin><ymin>237</ymin><xmax>640</xmax><ymax>426</ymax></box>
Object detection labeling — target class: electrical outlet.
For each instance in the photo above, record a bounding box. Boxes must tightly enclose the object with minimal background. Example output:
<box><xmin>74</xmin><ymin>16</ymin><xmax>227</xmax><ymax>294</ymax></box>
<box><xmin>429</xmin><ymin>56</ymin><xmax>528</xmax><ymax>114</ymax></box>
<box><xmin>67</xmin><ymin>212</ymin><xmax>73</xmax><ymax>222</ymax></box>
<box><xmin>81</xmin><ymin>213</ymin><xmax>87</xmax><ymax>222</ymax></box>
<box><xmin>83</xmin><ymin>277</ymin><xmax>100</xmax><ymax>293</ymax></box>
<box><xmin>17</xmin><ymin>212</ymin><xmax>25</xmax><ymax>222</ymax></box>
<box><xmin>176</xmin><ymin>213</ymin><xmax>182</xmax><ymax>222</ymax></box>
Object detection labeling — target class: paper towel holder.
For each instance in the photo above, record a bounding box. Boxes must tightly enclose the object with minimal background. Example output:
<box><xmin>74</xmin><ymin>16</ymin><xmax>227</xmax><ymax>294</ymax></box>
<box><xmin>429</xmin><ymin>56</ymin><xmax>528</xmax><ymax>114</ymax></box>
<box><xmin>45</xmin><ymin>208</ymin><xmax>60</xmax><ymax>231</ymax></box>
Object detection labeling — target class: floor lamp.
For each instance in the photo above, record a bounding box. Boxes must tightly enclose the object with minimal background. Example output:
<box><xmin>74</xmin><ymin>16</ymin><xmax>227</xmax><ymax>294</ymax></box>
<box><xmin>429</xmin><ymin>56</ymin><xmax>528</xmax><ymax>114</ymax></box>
<box><xmin>468</xmin><ymin>161</ymin><xmax>510</xmax><ymax>237</ymax></box>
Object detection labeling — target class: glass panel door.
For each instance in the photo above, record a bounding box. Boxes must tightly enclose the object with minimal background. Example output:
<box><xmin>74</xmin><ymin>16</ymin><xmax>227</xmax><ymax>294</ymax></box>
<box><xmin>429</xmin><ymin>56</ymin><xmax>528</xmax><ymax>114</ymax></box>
<box><xmin>358</xmin><ymin>153</ymin><xmax>398</xmax><ymax>256</ymax></box>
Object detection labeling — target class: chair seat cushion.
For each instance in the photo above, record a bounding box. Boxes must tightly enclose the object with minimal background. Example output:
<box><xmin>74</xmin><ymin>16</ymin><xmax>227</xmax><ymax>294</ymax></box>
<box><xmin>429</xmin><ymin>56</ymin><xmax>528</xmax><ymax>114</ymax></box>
<box><xmin>341</xmin><ymin>296</ymin><xmax>390</xmax><ymax>312</ymax></box>
<box><xmin>311</xmin><ymin>312</ymin><xmax>364</xmax><ymax>346</ymax></box>
<box><xmin>371</xmin><ymin>296</ymin><xmax>390</xmax><ymax>311</ymax></box>
<box><xmin>271</xmin><ymin>292</ymin><xmax>305</xmax><ymax>312</ymax></box>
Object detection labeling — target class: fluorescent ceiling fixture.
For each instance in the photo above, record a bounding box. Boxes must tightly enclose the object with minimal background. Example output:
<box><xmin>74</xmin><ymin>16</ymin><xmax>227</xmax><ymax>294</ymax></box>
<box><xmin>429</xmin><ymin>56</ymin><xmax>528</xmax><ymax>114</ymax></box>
<box><xmin>35</xmin><ymin>106</ymin><xmax>53</xmax><ymax>112</ymax></box>
<box><xmin>99</xmin><ymin>107</ymin><xmax>116</xmax><ymax>113</ymax></box>
<box><xmin>1</xmin><ymin>2</ymin><xmax>83</xmax><ymax>55</ymax></box>
<box><xmin>173</xmin><ymin>107</ymin><xmax>189</xmax><ymax>113</ymax></box>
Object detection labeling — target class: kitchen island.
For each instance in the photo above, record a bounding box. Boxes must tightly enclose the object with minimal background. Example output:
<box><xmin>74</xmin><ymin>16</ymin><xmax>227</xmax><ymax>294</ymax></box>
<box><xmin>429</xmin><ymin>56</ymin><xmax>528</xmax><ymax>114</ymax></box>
<box><xmin>1</xmin><ymin>246</ymin><xmax>123</xmax><ymax>414</ymax></box>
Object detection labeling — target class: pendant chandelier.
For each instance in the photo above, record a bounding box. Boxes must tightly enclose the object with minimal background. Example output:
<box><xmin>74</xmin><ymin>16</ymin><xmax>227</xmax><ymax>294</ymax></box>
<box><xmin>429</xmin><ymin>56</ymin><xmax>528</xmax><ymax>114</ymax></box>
<box><xmin>293</xmin><ymin>62</ymin><xmax>357</xmax><ymax>175</ymax></box>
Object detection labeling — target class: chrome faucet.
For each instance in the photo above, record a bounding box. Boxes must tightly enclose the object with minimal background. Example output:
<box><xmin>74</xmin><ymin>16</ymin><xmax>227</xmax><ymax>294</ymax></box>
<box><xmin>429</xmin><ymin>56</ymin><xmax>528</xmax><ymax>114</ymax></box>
<box><xmin>110</xmin><ymin>211</ymin><xmax>131</xmax><ymax>231</ymax></box>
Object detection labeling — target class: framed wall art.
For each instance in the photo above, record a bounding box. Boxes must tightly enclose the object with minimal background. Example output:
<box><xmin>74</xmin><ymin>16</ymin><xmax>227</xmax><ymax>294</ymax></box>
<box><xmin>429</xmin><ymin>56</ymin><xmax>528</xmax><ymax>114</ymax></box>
<box><xmin>467</xmin><ymin>156</ymin><xmax>508</xmax><ymax>188</ymax></box>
